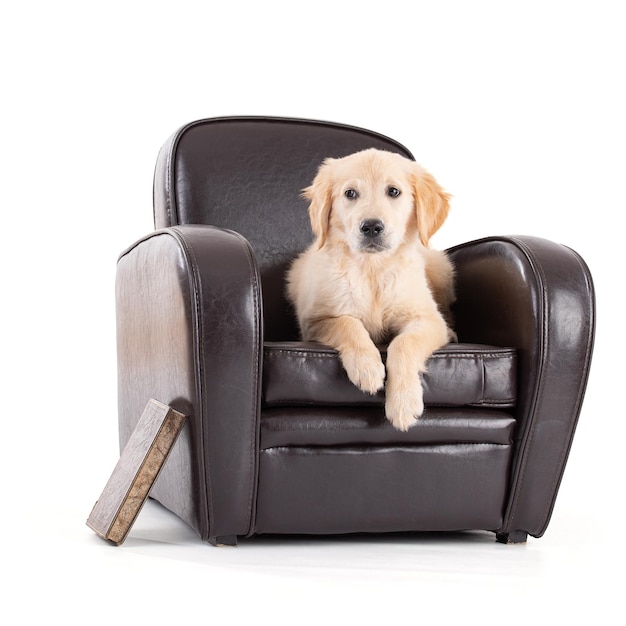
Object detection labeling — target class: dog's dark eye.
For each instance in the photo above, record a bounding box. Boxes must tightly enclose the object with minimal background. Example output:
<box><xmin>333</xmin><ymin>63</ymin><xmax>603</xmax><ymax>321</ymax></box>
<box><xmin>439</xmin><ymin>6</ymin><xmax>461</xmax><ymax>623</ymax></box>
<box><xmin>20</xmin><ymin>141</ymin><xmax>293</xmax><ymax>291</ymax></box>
<box><xmin>387</xmin><ymin>186</ymin><xmax>401</xmax><ymax>198</ymax></box>
<box><xmin>345</xmin><ymin>189</ymin><xmax>358</xmax><ymax>200</ymax></box>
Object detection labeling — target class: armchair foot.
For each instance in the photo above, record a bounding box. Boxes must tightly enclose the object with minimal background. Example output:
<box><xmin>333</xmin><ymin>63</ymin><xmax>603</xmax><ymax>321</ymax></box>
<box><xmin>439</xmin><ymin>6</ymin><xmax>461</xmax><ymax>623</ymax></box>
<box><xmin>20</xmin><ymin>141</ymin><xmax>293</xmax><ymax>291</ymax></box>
<box><xmin>496</xmin><ymin>531</ymin><xmax>528</xmax><ymax>544</ymax></box>
<box><xmin>208</xmin><ymin>535</ymin><xmax>238</xmax><ymax>547</ymax></box>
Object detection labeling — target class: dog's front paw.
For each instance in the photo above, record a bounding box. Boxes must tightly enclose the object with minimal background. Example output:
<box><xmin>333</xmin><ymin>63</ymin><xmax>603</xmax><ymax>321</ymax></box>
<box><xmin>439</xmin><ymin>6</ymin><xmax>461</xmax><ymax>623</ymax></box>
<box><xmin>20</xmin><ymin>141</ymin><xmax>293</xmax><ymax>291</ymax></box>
<box><xmin>341</xmin><ymin>348</ymin><xmax>386</xmax><ymax>395</ymax></box>
<box><xmin>385</xmin><ymin>384</ymin><xmax>424</xmax><ymax>431</ymax></box>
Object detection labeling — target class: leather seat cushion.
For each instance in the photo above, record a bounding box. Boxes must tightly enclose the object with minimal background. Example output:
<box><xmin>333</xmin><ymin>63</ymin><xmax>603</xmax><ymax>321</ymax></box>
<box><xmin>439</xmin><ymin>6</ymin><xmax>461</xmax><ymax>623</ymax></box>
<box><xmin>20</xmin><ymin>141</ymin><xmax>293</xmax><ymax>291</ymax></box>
<box><xmin>263</xmin><ymin>342</ymin><xmax>516</xmax><ymax>408</ymax></box>
<box><xmin>260</xmin><ymin>406</ymin><xmax>516</xmax><ymax>449</ymax></box>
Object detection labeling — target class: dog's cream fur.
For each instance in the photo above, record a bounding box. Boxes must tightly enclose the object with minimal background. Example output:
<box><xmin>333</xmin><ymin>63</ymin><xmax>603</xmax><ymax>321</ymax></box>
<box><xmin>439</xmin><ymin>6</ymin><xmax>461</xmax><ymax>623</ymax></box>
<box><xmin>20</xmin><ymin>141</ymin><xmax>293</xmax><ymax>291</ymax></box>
<box><xmin>287</xmin><ymin>148</ymin><xmax>455</xmax><ymax>431</ymax></box>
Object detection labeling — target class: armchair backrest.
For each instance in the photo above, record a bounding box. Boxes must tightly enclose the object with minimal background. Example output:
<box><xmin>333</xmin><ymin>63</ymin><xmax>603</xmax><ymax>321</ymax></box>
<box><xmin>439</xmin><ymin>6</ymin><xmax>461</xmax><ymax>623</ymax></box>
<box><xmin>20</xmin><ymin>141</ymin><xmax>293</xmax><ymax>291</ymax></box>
<box><xmin>153</xmin><ymin>116</ymin><xmax>414</xmax><ymax>340</ymax></box>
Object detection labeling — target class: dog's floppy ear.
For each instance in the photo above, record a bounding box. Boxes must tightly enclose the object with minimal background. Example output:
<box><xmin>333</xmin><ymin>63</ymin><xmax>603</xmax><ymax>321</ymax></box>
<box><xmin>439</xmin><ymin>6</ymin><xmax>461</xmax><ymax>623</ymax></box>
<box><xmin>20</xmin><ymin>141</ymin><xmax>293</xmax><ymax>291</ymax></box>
<box><xmin>302</xmin><ymin>159</ymin><xmax>335</xmax><ymax>249</ymax></box>
<box><xmin>412</xmin><ymin>165</ymin><xmax>451</xmax><ymax>247</ymax></box>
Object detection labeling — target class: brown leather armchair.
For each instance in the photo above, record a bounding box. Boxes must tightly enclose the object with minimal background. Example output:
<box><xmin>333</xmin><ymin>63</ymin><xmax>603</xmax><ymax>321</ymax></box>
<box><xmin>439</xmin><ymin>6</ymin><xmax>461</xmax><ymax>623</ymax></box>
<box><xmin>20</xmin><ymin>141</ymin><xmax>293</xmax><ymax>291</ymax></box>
<box><xmin>115</xmin><ymin>116</ymin><xmax>595</xmax><ymax>546</ymax></box>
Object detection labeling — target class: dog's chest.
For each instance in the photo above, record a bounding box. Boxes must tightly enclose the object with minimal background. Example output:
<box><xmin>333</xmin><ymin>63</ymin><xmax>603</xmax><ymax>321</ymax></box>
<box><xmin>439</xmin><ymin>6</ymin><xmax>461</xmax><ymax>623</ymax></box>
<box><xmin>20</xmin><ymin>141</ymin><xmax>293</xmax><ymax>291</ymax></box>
<box><xmin>335</xmin><ymin>262</ymin><xmax>409</xmax><ymax>336</ymax></box>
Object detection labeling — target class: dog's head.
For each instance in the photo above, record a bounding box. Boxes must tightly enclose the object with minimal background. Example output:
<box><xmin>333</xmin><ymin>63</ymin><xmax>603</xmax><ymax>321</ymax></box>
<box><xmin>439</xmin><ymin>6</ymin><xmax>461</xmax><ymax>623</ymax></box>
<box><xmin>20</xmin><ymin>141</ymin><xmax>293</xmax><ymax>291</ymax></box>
<box><xmin>303</xmin><ymin>148</ymin><xmax>450</xmax><ymax>253</ymax></box>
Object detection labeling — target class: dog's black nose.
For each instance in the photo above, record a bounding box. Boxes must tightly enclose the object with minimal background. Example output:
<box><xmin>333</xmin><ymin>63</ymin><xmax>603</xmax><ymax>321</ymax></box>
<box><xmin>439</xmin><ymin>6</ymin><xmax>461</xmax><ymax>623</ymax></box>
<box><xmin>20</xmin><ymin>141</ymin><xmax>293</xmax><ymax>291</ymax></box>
<box><xmin>360</xmin><ymin>219</ymin><xmax>385</xmax><ymax>238</ymax></box>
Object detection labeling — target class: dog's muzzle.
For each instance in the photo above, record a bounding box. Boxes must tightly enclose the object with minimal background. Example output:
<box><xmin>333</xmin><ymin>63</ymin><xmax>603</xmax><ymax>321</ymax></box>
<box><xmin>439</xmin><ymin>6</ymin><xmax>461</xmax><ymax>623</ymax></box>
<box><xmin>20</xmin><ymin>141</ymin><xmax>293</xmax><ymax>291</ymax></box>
<box><xmin>359</xmin><ymin>219</ymin><xmax>388</xmax><ymax>252</ymax></box>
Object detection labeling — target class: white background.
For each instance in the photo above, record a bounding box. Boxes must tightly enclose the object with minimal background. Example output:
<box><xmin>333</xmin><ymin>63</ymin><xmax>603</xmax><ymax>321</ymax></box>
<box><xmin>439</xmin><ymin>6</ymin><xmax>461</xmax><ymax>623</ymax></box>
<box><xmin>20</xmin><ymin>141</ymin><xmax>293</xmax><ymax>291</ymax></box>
<box><xmin>2</xmin><ymin>1</ymin><xmax>623</xmax><ymax>623</ymax></box>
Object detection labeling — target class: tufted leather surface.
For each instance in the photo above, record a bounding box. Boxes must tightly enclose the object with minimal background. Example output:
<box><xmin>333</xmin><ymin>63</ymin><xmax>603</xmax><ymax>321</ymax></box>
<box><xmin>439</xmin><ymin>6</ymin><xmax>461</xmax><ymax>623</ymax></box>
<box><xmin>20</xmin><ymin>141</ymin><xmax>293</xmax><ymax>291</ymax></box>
<box><xmin>263</xmin><ymin>341</ymin><xmax>516</xmax><ymax>409</ymax></box>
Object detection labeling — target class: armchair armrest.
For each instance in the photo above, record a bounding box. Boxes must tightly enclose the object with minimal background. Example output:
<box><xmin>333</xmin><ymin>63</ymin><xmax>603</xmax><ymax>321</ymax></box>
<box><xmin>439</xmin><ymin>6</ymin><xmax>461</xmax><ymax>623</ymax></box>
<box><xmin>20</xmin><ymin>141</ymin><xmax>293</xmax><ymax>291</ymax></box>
<box><xmin>116</xmin><ymin>225</ymin><xmax>263</xmax><ymax>542</ymax></box>
<box><xmin>448</xmin><ymin>236</ymin><xmax>595</xmax><ymax>537</ymax></box>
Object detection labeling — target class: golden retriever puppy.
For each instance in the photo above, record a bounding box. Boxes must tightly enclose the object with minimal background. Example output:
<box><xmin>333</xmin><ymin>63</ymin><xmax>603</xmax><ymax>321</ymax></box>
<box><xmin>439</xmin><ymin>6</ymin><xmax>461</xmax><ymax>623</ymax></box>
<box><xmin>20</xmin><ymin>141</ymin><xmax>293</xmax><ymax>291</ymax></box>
<box><xmin>287</xmin><ymin>148</ymin><xmax>455</xmax><ymax>431</ymax></box>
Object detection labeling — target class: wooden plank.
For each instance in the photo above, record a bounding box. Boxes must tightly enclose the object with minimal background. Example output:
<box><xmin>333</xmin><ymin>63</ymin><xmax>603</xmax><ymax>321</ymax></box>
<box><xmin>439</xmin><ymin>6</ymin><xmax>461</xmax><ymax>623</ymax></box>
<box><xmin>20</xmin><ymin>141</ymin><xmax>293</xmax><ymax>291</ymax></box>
<box><xmin>87</xmin><ymin>399</ymin><xmax>186</xmax><ymax>545</ymax></box>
